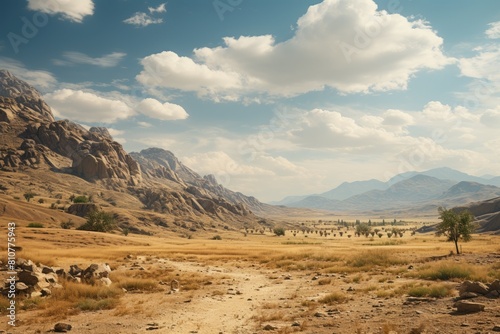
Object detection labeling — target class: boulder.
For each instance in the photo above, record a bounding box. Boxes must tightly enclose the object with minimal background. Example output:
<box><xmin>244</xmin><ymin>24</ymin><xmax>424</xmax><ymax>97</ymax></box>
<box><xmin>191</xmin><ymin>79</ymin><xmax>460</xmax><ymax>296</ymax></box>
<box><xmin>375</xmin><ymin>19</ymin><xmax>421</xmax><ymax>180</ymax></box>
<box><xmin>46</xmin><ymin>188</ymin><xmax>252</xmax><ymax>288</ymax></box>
<box><xmin>82</xmin><ymin>263</ymin><xmax>111</xmax><ymax>283</ymax></box>
<box><xmin>459</xmin><ymin>281</ymin><xmax>490</xmax><ymax>295</ymax></box>
<box><xmin>67</xmin><ymin>203</ymin><xmax>100</xmax><ymax>218</ymax></box>
<box><xmin>54</xmin><ymin>323</ymin><xmax>72</xmax><ymax>333</ymax></box>
<box><xmin>489</xmin><ymin>280</ymin><xmax>500</xmax><ymax>292</ymax></box>
<box><xmin>454</xmin><ymin>300</ymin><xmax>486</xmax><ymax>313</ymax></box>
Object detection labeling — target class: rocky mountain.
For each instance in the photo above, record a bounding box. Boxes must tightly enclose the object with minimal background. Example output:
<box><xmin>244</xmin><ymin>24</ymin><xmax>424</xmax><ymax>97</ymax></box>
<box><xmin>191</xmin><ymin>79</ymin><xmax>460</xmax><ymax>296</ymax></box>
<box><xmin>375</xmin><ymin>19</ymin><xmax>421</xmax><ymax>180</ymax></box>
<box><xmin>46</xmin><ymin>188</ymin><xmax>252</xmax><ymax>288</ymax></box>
<box><xmin>0</xmin><ymin>70</ymin><xmax>270</xmax><ymax>230</ymax></box>
<box><xmin>285</xmin><ymin>173</ymin><xmax>500</xmax><ymax>214</ymax></box>
<box><xmin>130</xmin><ymin>148</ymin><xmax>270</xmax><ymax>216</ymax></box>
<box><xmin>320</xmin><ymin>179</ymin><xmax>387</xmax><ymax>201</ymax></box>
<box><xmin>0</xmin><ymin>70</ymin><xmax>53</xmax><ymax>122</ymax></box>
<box><xmin>455</xmin><ymin>197</ymin><xmax>500</xmax><ymax>234</ymax></box>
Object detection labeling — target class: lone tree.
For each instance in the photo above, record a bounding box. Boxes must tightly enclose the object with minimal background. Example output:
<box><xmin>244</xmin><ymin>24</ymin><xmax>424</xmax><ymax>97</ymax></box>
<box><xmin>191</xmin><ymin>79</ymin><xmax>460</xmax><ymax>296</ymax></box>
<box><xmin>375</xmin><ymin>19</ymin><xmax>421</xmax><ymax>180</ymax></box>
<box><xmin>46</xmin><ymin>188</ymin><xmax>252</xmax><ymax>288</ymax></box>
<box><xmin>78</xmin><ymin>210</ymin><xmax>116</xmax><ymax>232</ymax></box>
<box><xmin>436</xmin><ymin>207</ymin><xmax>476</xmax><ymax>255</ymax></box>
<box><xmin>355</xmin><ymin>223</ymin><xmax>371</xmax><ymax>235</ymax></box>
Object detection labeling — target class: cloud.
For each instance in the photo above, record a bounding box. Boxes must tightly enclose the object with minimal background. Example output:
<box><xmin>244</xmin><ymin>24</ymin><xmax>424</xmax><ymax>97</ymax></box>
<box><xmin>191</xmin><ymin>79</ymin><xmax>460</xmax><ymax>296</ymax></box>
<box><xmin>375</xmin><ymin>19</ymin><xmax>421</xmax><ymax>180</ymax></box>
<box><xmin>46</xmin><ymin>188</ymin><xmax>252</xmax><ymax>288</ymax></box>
<box><xmin>422</xmin><ymin>101</ymin><xmax>454</xmax><ymax>120</ymax></box>
<box><xmin>137</xmin><ymin>0</ymin><xmax>452</xmax><ymax>101</ymax></box>
<box><xmin>480</xmin><ymin>107</ymin><xmax>500</xmax><ymax>127</ymax></box>
<box><xmin>138</xmin><ymin>121</ymin><xmax>153</xmax><ymax>128</ymax></box>
<box><xmin>459</xmin><ymin>45</ymin><xmax>500</xmax><ymax>82</ymax></box>
<box><xmin>108</xmin><ymin>128</ymin><xmax>126</xmax><ymax>144</ymax></box>
<box><xmin>0</xmin><ymin>57</ymin><xmax>57</xmax><ymax>90</ymax></box>
<box><xmin>53</xmin><ymin>52</ymin><xmax>126</xmax><ymax>67</ymax></box>
<box><xmin>27</xmin><ymin>0</ymin><xmax>94</xmax><ymax>23</ymax></box>
<box><xmin>382</xmin><ymin>109</ymin><xmax>414</xmax><ymax>127</ymax></box>
<box><xmin>486</xmin><ymin>21</ymin><xmax>500</xmax><ymax>39</ymax></box>
<box><xmin>182</xmin><ymin>151</ymin><xmax>273</xmax><ymax>177</ymax></box>
<box><xmin>137</xmin><ymin>98</ymin><xmax>189</xmax><ymax>120</ymax></box>
<box><xmin>124</xmin><ymin>13</ymin><xmax>163</xmax><ymax>27</ymax></box>
<box><xmin>44</xmin><ymin>89</ymin><xmax>135</xmax><ymax>123</ymax></box>
<box><xmin>149</xmin><ymin>3</ymin><xmax>166</xmax><ymax>14</ymax></box>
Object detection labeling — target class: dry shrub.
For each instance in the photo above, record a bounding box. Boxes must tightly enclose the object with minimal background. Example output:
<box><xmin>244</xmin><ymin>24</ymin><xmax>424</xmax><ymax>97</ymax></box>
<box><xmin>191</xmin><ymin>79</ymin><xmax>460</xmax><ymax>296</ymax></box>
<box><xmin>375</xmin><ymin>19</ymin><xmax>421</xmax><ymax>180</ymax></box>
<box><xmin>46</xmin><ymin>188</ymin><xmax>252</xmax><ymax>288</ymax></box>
<box><xmin>347</xmin><ymin>249</ymin><xmax>406</xmax><ymax>268</ymax></box>
<box><xmin>319</xmin><ymin>292</ymin><xmax>349</xmax><ymax>304</ymax></box>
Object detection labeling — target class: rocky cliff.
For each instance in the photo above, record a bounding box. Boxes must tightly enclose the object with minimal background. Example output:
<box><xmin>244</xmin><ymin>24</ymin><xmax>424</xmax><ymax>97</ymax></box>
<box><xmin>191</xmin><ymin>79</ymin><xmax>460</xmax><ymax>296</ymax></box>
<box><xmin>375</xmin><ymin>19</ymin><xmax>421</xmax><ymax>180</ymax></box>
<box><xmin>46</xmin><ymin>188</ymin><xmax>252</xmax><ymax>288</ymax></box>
<box><xmin>0</xmin><ymin>70</ymin><xmax>264</xmax><ymax>226</ymax></box>
<box><xmin>0</xmin><ymin>70</ymin><xmax>141</xmax><ymax>185</ymax></box>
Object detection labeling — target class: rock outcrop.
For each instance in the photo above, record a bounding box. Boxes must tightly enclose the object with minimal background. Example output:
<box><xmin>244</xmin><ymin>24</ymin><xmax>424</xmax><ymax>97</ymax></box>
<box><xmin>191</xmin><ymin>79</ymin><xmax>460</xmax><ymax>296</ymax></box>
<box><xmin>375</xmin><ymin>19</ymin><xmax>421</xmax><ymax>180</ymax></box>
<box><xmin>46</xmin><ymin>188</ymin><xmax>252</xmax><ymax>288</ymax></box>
<box><xmin>24</xmin><ymin>120</ymin><xmax>142</xmax><ymax>185</ymax></box>
<box><xmin>0</xmin><ymin>70</ymin><xmax>53</xmax><ymax>122</ymax></box>
<box><xmin>0</xmin><ymin>71</ymin><xmax>141</xmax><ymax>185</ymax></box>
<box><xmin>130</xmin><ymin>148</ymin><xmax>266</xmax><ymax>216</ymax></box>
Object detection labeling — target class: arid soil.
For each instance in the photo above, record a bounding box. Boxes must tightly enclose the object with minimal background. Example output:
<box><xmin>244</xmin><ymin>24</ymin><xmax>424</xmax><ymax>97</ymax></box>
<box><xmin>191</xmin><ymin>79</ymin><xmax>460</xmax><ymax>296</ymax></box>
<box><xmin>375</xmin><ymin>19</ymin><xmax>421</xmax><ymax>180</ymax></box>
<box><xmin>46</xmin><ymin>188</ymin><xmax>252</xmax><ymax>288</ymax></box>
<box><xmin>1</xmin><ymin>229</ymin><xmax>498</xmax><ymax>334</ymax></box>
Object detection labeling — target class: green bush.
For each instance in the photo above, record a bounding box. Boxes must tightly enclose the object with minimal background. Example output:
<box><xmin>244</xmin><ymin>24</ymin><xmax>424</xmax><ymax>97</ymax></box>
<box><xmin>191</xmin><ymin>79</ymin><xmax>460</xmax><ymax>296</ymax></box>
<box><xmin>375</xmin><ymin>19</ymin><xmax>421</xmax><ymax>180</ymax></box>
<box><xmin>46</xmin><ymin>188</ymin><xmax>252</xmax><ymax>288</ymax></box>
<box><xmin>27</xmin><ymin>222</ymin><xmax>44</xmax><ymax>228</ymax></box>
<box><xmin>24</xmin><ymin>191</ymin><xmax>36</xmax><ymax>202</ymax></box>
<box><xmin>73</xmin><ymin>195</ymin><xmax>89</xmax><ymax>203</ymax></box>
<box><xmin>273</xmin><ymin>228</ymin><xmax>286</xmax><ymax>236</ymax></box>
<box><xmin>60</xmin><ymin>219</ymin><xmax>74</xmax><ymax>229</ymax></box>
<box><xmin>77</xmin><ymin>210</ymin><xmax>115</xmax><ymax>232</ymax></box>
<box><xmin>212</xmin><ymin>235</ymin><xmax>222</xmax><ymax>240</ymax></box>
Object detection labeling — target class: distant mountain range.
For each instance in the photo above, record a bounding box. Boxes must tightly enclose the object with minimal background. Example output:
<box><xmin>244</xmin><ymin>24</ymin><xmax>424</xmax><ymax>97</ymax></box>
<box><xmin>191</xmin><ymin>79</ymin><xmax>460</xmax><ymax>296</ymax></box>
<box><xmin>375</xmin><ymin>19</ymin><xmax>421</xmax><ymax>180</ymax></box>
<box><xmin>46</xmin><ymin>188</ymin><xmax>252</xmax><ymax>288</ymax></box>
<box><xmin>272</xmin><ymin>167</ymin><xmax>500</xmax><ymax>213</ymax></box>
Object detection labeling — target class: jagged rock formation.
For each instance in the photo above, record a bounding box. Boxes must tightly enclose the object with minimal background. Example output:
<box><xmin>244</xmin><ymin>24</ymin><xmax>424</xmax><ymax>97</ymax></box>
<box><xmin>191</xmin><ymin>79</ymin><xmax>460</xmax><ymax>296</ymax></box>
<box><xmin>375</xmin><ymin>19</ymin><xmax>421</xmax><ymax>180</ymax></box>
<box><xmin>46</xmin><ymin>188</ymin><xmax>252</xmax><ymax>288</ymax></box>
<box><xmin>0</xmin><ymin>70</ymin><xmax>53</xmax><ymax>122</ymax></box>
<box><xmin>0</xmin><ymin>70</ymin><xmax>266</xmax><ymax>226</ymax></box>
<box><xmin>130</xmin><ymin>148</ymin><xmax>268</xmax><ymax>217</ymax></box>
<box><xmin>0</xmin><ymin>70</ymin><xmax>141</xmax><ymax>185</ymax></box>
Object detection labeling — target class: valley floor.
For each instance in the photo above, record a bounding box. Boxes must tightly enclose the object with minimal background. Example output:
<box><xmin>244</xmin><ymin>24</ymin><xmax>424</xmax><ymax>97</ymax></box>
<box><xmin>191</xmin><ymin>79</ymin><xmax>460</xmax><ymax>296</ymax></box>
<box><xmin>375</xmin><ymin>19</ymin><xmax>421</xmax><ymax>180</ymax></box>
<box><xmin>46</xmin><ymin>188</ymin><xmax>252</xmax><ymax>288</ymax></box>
<box><xmin>0</xmin><ymin>225</ymin><xmax>499</xmax><ymax>334</ymax></box>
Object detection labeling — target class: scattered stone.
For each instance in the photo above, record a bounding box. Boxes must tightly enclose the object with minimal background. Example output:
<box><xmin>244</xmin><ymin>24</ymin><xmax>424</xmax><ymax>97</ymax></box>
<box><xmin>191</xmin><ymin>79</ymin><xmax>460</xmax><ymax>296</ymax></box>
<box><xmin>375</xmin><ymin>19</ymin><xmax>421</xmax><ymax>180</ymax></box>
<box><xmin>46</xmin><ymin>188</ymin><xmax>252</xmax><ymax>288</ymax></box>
<box><xmin>314</xmin><ymin>312</ymin><xmax>325</xmax><ymax>317</ymax></box>
<box><xmin>54</xmin><ymin>323</ymin><xmax>72</xmax><ymax>332</ymax></box>
<box><xmin>492</xmin><ymin>325</ymin><xmax>500</xmax><ymax>332</ymax></box>
<box><xmin>461</xmin><ymin>323</ymin><xmax>470</xmax><ymax>327</ymax></box>
<box><xmin>263</xmin><ymin>324</ymin><xmax>277</xmax><ymax>330</ymax></box>
<box><xmin>454</xmin><ymin>300</ymin><xmax>486</xmax><ymax>314</ymax></box>
<box><xmin>292</xmin><ymin>321</ymin><xmax>300</xmax><ymax>327</ymax></box>
<box><xmin>458</xmin><ymin>292</ymin><xmax>479</xmax><ymax>299</ymax></box>
<box><xmin>459</xmin><ymin>281</ymin><xmax>489</xmax><ymax>295</ymax></box>
<box><xmin>347</xmin><ymin>287</ymin><xmax>354</xmax><ymax>292</ymax></box>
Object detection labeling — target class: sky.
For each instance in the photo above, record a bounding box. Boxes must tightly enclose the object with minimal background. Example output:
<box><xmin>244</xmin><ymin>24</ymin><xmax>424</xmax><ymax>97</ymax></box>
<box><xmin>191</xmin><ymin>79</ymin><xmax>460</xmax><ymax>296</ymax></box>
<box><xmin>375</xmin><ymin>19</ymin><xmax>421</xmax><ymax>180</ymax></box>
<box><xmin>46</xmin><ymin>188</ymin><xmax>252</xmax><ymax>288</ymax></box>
<box><xmin>1</xmin><ymin>0</ymin><xmax>500</xmax><ymax>202</ymax></box>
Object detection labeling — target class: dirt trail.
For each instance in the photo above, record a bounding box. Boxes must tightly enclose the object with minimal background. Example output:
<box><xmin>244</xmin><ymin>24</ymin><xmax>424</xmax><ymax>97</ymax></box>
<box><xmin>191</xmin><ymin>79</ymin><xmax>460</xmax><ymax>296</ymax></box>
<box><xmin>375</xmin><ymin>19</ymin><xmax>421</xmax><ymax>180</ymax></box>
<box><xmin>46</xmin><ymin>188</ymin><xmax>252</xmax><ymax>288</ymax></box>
<box><xmin>157</xmin><ymin>259</ymin><xmax>296</xmax><ymax>334</ymax></box>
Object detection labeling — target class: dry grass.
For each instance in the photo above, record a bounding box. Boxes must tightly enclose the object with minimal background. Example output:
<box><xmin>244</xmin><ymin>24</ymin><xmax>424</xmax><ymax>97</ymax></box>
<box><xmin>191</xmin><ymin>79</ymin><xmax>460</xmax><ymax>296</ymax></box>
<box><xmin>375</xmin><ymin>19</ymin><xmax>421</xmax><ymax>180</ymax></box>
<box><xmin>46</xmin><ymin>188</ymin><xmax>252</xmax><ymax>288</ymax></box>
<box><xmin>36</xmin><ymin>281</ymin><xmax>123</xmax><ymax>319</ymax></box>
<box><xmin>411</xmin><ymin>261</ymin><xmax>494</xmax><ymax>282</ymax></box>
<box><xmin>318</xmin><ymin>291</ymin><xmax>349</xmax><ymax>304</ymax></box>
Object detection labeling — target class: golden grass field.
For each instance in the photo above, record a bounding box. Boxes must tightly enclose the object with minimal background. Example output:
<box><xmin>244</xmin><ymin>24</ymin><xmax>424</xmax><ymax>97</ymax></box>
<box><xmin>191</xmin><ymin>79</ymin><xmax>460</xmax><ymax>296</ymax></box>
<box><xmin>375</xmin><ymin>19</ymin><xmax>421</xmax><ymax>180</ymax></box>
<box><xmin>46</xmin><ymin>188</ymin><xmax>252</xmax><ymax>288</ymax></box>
<box><xmin>0</xmin><ymin>208</ymin><xmax>499</xmax><ymax>333</ymax></box>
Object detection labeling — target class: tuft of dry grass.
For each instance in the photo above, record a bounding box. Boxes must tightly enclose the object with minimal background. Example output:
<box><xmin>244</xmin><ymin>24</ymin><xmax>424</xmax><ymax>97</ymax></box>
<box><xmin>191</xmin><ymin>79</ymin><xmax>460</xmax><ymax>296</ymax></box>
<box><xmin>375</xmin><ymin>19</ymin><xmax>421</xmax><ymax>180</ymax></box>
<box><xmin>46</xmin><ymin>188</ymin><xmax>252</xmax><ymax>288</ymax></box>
<box><xmin>319</xmin><ymin>292</ymin><xmax>349</xmax><ymax>304</ymax></box>
<box><xmin>411</xmin><ymin>261</ymin><xmax>494</xmax><ymax>282</ymax></box>
<box><xmin>347</xmin><ymin>249</ymin><xmax>406</xmax><ymax>268</ymax></box>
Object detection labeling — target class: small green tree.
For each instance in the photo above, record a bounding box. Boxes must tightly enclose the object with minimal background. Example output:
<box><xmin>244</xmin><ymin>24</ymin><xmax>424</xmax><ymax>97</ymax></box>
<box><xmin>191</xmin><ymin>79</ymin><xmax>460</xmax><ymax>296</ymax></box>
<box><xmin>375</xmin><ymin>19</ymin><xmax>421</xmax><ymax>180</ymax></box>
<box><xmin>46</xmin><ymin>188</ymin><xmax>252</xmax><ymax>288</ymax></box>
<box><xmin>436</xmin><ymin>207</ymin><xmax>476</xmax><ymax>255</ymax></box>
<box><xmin>24</xmin><ymin>191</ymin><xmax>35</xmax><ymax>202</ymax></box>
<box><xmin>73</xmin><ymin>195</ymin><xmax>89</xmax><ymax>203</ymax></box>
<box><xmin>77</xmin><ymin>210</ymin><xmax>116</xmax><ymax>232</ymax></box>
<box><xmin>355</xmin><ymin>223</ymin><xmax>371</xmax><ymax>235</ymax></box>
<box><xmin>273</xmin><ymin>227</ymin><xmax>285</xmax><ymax>236</ymax></box>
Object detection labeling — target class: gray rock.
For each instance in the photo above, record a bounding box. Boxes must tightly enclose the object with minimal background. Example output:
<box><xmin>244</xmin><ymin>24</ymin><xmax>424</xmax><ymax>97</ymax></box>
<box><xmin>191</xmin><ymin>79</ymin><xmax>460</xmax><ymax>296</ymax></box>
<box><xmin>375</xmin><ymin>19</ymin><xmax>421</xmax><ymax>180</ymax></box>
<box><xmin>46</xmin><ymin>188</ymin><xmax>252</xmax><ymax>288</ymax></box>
<box><xmin>54</xmin><ymin>323</ymin><xmax>72</xmax><ymax>332</ymax></box>
<box><xmin>454</xmin><ymin>300</ymin><xmax>486</xmax><ymax>313</ymax></box>
<box><xmin>459</xmin><ymin>281</ymin><xmax>489</xmax><ymax>295</ymax></box>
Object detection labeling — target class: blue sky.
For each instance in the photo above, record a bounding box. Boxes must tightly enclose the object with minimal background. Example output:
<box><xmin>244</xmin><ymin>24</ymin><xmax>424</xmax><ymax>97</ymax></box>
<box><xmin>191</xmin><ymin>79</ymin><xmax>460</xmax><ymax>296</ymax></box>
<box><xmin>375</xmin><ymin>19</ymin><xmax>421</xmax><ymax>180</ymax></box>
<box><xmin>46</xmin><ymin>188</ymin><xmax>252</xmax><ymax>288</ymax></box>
<box><xmin>1</xmin><ymin>0</ymin><xmax>500</xmax><ymax>202</ymax></box>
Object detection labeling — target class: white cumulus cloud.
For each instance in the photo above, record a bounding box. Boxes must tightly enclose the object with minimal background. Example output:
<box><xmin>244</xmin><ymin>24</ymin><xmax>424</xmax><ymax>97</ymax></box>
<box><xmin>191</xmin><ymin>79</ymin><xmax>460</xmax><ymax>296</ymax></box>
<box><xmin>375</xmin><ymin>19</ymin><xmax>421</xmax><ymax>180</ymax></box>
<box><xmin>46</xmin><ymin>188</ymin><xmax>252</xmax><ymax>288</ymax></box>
<box><xmin>27</xmin><ymin>0</ymin><xmax>94</xmax><ymax>23</ymax></box>
<box><xmin>149</xmin><ymin>3</ymin><xmax>166</xmax><ymax>14</ymax></box>
<box><xmin>44</xmin><ymin>89</ymin><xmax>135</xmax><ymax>123</ymax></box>
<box><xmin>137</xmin><ymin>98</ymin><xmax>188</xmax><ymax>120</ymax></box>
<box><xmin>124</xmin><ymin>13</ymin><xmax>163</xmax><ymax>27</ymax></box>
<box><xmin>137</xmin><ymin>0</ymin><xmax>452</xmax><ymax>101</ymax></box>
<box><xmin>486</xmin><ymin>21</ymin><xmax>500</xmax><ymax>39</ymax></box>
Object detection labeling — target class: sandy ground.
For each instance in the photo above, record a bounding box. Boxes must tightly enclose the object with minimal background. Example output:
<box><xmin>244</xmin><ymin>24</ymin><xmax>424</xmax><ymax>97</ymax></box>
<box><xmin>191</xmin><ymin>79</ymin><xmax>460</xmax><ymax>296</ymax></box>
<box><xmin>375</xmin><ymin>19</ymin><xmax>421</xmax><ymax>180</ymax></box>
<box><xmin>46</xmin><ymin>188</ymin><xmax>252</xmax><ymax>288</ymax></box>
<box><xmin>8</xmin><ymin>252</ymin><xmax>500</xmax><ymax>334</ymax></box>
